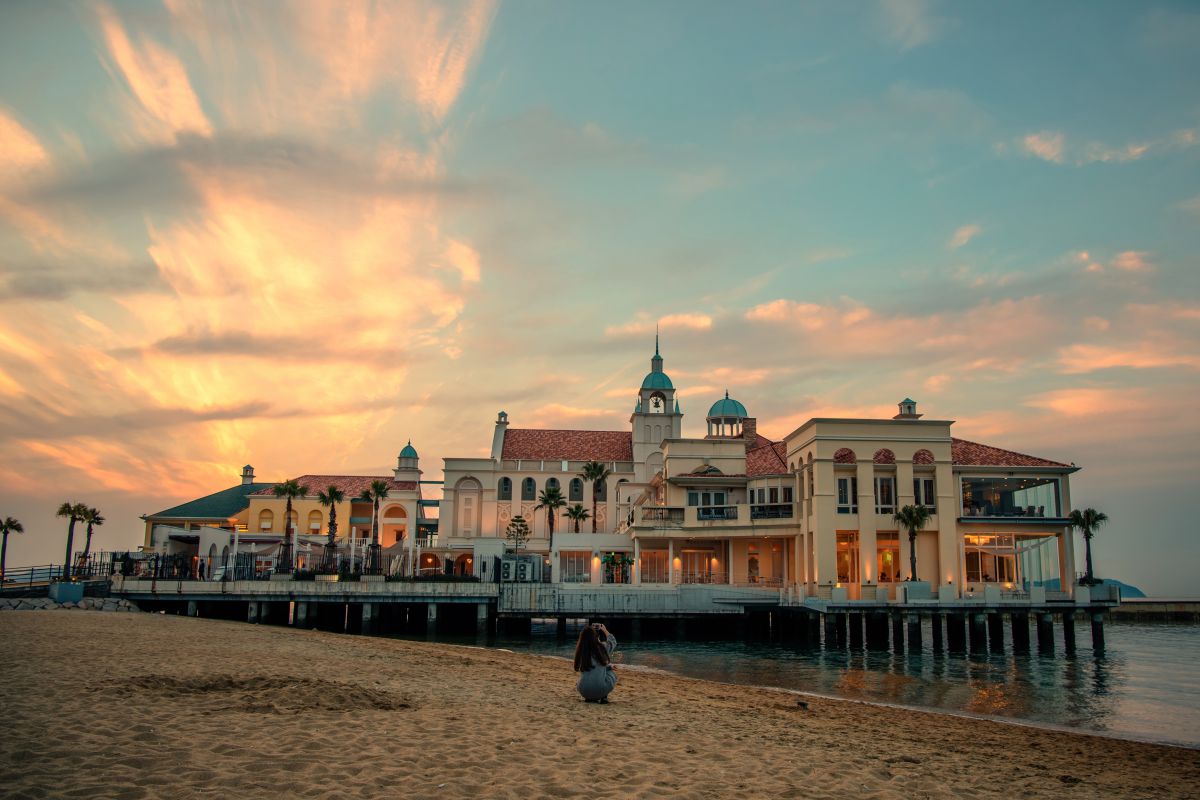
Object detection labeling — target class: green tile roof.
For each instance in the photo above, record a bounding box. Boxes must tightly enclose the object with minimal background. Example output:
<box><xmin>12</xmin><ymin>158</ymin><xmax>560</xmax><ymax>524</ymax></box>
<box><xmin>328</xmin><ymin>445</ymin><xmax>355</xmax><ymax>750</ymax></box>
<box><xmin>147</xmin><ymin>482</ymin><xmax>276</xmax><ymax>520</ymax></box>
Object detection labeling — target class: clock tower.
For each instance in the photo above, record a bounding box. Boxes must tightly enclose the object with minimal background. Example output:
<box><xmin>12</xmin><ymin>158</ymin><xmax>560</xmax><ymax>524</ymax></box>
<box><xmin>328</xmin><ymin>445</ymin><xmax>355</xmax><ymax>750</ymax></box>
<box><xmin>630</xmin><ymin>333</ymin><xmax>682</xmax><ymax>481</ymax></box>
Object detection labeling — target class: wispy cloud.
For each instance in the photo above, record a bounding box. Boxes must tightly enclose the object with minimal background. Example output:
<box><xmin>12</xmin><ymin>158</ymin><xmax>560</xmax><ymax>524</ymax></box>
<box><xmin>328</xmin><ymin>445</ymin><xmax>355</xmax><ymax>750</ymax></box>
<box><xmin>1020</xmin><ymin>131</ymin><xmax>1065</xmax><ymax>164</ymax></box>
<box><xmin>947</xmin><ymin>223</ymin><xmax>981</xmax><ymax>249</ymax></box>
<box><xmin>605</xmin><ymin>313</ymin><xmax>714</xmax><ymax>338</ymax></box>
<box><xmin>1015</xmin><ymin>129</ymin><xmax>1194</xmax><ymax>166</ymax></box>
<box><xmin>877</xmin><ymin>0</ymin><xmax>951</xmax><ymax>51</ymax></box>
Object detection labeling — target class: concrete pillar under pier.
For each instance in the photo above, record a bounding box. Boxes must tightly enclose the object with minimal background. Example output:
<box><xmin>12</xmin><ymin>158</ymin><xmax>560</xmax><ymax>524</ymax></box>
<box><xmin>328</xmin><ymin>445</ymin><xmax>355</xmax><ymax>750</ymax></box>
<box><xmin>1062</xmin><ymin>611</ymin><xmax>1076</xmax><ymax>654</ymax></box>
<box><xmin>865</xmin><ymin>613</ymin><xmax>887</xmax><ymax>651</ymax></box>
<box><xmin>907</xmin><ymin>614</ymin><xmax>922</xmax><ymax>652</ymax></box>
<box><xmin>295</xmin><ymin>601</ymin><xmax>308</xmax><ymax>627</ymax></box>
<box><xmin>969</xmin><ymin>613</ymin><xmax>987</xmax><ymax>654</ymax></box>
<box><xmin>988</xmin><ymin>613</ymin><xmax>1005</xmax><ymax>653</ymax></box>
<box><xmin>836</xmin><ymin>613</ymin><xmax>848</xmax><ymax>648</ymax></box>
<box><xmin>186</xmin><ymin>600</ymin><xmax>198</xmax><ymax>618</ymax></box>
<box><xmin>930</xmin><ymin>613</ymin><xmax>943</xmax><ymax>652</ymax></box>
<box><xmin>1011</xmin><ymin>612</ymin><xmax>1030</xmax><ymax>653</ymax></box>
<box><xmin>426</xmin><ymin>603</ymin><xmax>438</xmax><ymax>633</ymax></box>
<box><xmin>848</xmin><ymin>613</ymin><xmax>864</xmax><ymax>649</ymax></box>
<box><xmin>946</xmin><ymin>613</ymin><xmax>966</xmax><ymax>652</ymax></box>
<box><xmin>891</xmin><ymin>612</ymin><xmax>905</xmax><ymax>653</ymax></box>
<box><xmin>1091</xmin><ymin>612</ymin><xmax>1105</xmax><ymax>652</ymax></box>
<box><xmin>630</xmin><ymin>618</ymin><xmax>642</xmax><ymax>640</ymax></box>
<box><xmin>822</xmin><ymin>613</ymin><xmax>837</xmax><ymax>648</ymax></box>
<box><xmin>361</xmin><ymin>603</ymin><xmax>377</xmax><ymax>635</ymax></box>
<box><xmin>556</xmin><ymin>616</ymin><xmax>567</xmax><ymax>638</ymax></box>
<box><xmin>1037</xmin><ymin>613</ymin><xmax>1055</xmax><ymax>654</ymax></box>
<box><xmin>477</xmin><ymin>604</ymin><xmax>490</xmax><ymax>635</ymax></box>
<box><xmin>247</xmin><ymin>602</ymin><xmax>260</xmax><ymax>624</ymax></box>
<box><xmin>808</xmin><ymin>613</ymin><xmax>821</xmax><ymax>645</ymax></box>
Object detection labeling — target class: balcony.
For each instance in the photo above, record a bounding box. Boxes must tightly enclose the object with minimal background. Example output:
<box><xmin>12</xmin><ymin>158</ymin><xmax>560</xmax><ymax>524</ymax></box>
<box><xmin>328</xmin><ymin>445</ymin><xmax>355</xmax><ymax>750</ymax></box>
<box><xmin>697</xmin><ymin>505</ymin><xmax>738</xmax><ymax>521</ymax></box>
<box><xmin>750</xmin><ymin>503</ymin><xmax>794</xmax><ymax>520</ymax></box>
<box><xmin>640</xmin><ymin>506</ymin><xmax>684</xmax><ymax>525</ymax></box>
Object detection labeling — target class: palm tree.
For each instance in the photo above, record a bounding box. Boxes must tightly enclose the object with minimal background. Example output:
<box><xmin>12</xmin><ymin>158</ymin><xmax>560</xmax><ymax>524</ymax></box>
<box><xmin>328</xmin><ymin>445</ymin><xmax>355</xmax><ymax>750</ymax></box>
<box><xmin>317</xmin><ymin>486</ymin><xmax>345</xmax><ymax>573</ymax></box>
<box><xmin>1</xmin><ymin>516</ymin><xmax>24</xmax><ymax>585</ymax></box>
<box><xmin>57</xmin><ymin>502</ymin><xmax>85</xmax><ymax>580</ymax></box>
<box><xmin>272</xmin><ymin>479</ymin><xmax>309</xmax><ymax>573</ymax></box>
<box><xmin>534</xmin><ymin>486</ymin><xmax>567</xmax><ymax>554</ymax></box>
<box><xmin>1069</xmin><ymin>508</ymin><xmax>1109</xmax><ymax>586</ymax></box>
<box><xmin>360</xmin><ymin>479</ymin><xmax>390</xmax><ymax>574</ymax></box>
<box><xmin>893</xmin><ymin>504</ymin><xmax>933</xmax><ymax>582</ymax></box>
<box><xmin>565</xmin><ymin>504</ymin><xmax>590</xmax><ymax>533</ymax></box>
<box><xmin>78</xmin><ymin>507</ymin><xmax>105</xmax><ymax>576</ymax></box>
<box><xmin>579</xmin><ymin>461</ymin><xmax>612</xmax><ymax>533</ymax></box>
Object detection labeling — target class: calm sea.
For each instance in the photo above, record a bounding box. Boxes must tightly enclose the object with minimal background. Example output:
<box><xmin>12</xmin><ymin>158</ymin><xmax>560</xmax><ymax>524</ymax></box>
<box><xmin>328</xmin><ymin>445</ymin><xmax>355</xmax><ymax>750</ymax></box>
<box><xmin>400</xmin><ymin>619</ymin><xmax>1200</xmax><ymax>749</ymax></box>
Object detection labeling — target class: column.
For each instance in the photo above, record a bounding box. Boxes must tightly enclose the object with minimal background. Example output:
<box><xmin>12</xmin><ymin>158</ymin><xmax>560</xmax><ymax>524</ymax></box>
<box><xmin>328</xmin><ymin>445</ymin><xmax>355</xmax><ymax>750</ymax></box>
<box><xmin>727</xmin><ymin>540</ymin><xmax>734</xmax><ymax>585</ymax></box>
<box><xmin>186</xmin><ymin>600</ymin><xmax>198</xmax><ymax>618</ymax></box>
<box><xmin>668</xmin><ymin>539</ymin><xmax>676</xmax><ymax>585</ymax></box>
<box><xmin>1062</xmin><ymin>611</ymin><xmax>1076</xmax><ymax>653</ymax></box>
<box><xmin>907</xmin><ymin>613</ymin><xmax>922</xmax><ymax>651</ymax></box>
<box><xmin>856</xmin><ymin>461</ymin><xmax>876</xmax><ymax>589</ymax></box>
<box><xmin>1058</xmin><ymin>530</ymin><xmax>1077</xmax><ymax>600</ymax></box>
<box><xmin>896</xmin><ymin>460</ymin><xmax>914</xmax><ymax>581</ymax></box>
<box><xmin>1091</xmin><ymin>612</ymin><xmax>1105</xmax><ymax>652</ymax></box>
<box><xmin>361</xmin><ymin>603</ymin><xmax>377</xmax><ymax>635</ymax></box>
<box><xmin>1037</xmin><ymin>612</ymin><xmax>1055</xmax><ymax>653</ymax></box>
<box><xmin>934</xmin><ymin>461</ymin><xmax>958</xmax><ymax>591</ymax></box>
<box><xmin>812</xmin><ymin>460</ymin><xmax>838</xmax><ymax>587</ymax></box>
<box><xmin>426</xmin><ymin>603</ymin><xmax>438</xmax><ymax>632</ymax></box>
<box><xmin>247</xmin><ymin>601</ymin><xmax>260</xmax><ymax>624</ymax></box>
<box><xmin>632</xmin><ymin>538</ymin><xmax>641</xmax><ymax>585</ymax></box>
<box><xmin>988</xmin><ymin>613</ymin><xmax>1005</xmax><ymax>652</ymax></box>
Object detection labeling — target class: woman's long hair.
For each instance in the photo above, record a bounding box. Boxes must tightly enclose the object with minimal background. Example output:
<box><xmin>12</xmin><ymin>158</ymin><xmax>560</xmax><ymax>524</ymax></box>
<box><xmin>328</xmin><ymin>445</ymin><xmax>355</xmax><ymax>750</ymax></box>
<box><xmin>573</xmin><ymin>625</ymin><xmax>609</xmax><ymax>672</ymax></box>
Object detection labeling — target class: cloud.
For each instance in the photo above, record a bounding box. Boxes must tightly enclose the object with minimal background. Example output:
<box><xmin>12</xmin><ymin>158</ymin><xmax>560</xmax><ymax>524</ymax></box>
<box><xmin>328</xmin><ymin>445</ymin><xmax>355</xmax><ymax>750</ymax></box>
<box><xmin>1077</xmin><ymin>250</ymin><xmax>1154</xmax><ymax>275</ymax></box>
<box><xmin>877</xmin><ymin>0</ymin><xmax>951</xmax><ymax>51</ymax></box>
<box><xmin>947</xmin><ymin>223</ymin><xmax>981</xmax><ymax>249</ymax></box>
<box><xmin>1024</xmin><ymin>387</ymin><xmax>1147</xmax><ymax>418</ymax></box>
<box><xmin>0</xmin><ymin>258</ymin><xmax>167</xmax><ymax>302</ymax></box>
<box><xmin>0</xmin><ymin>109</ymin><xmax>49</xmax><ymax>181</ymax></box>
<box><xmin>1056</xmin><ymin>342</ymin><xmax>1200</xmax><ymax>374</ymax></box>
<box><xmin>605</xmin><ymin>313</ymin><xmax>714</xmax><ymax>338</ymax></box>
<box><xmin>1179</xmin><ymin>195</ymin><xmax>1200</xmax><ymax>218</ymax></box>
<box><xmin>1020</xmin><ymin>131</ymin><xmax>1065</xmax><ymax>163</ymax></box>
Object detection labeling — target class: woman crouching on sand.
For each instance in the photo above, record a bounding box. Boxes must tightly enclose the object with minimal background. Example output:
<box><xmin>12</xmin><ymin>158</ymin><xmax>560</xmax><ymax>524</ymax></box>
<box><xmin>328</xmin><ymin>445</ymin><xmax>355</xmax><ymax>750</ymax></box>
<box><xmin>574</xmin><ymin>623</ymin><xmax>617</xmax><ymax>704</ymax></box>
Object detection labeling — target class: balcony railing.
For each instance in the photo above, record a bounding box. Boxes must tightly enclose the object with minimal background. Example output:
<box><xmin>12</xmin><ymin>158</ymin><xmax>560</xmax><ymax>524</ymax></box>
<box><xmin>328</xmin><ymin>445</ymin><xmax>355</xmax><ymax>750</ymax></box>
<box><xmin>750</xmin><ymin>503</ymin><xmax>794</xmax><ymax>520</ymax></box>
<box><xmin>640</xmin><ymin>507</ymin><xmax>684</xmax><ymax>524</ymax></box>
<box><xmin>697</xmin><ymin>505</ymin><xmax>738</xmax><ymax>521</ymax></box>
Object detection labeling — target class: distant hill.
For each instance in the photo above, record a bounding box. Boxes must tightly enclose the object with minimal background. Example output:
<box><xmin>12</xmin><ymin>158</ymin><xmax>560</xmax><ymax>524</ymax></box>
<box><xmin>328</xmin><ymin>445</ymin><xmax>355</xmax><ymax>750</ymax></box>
<box><xmin>1041</xmin><ymin>578</ymin><xmax>1146</xmax><ymax>598</ymax></box>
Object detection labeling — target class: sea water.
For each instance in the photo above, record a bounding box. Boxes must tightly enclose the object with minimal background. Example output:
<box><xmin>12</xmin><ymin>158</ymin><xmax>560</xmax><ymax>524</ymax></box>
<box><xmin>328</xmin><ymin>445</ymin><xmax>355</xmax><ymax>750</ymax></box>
<box><xmin>401</xmin><ymin>619</ymin><xmax>1200</xmax><ymax>749</ymax></box>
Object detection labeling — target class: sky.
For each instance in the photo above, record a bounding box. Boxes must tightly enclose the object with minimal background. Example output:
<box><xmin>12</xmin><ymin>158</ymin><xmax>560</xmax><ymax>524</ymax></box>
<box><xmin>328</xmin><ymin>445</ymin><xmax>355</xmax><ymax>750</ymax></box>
<box><xmin>0</xmin><ymin>1</ymin><xmax>1197</xmax><ymax>595</ymax></box>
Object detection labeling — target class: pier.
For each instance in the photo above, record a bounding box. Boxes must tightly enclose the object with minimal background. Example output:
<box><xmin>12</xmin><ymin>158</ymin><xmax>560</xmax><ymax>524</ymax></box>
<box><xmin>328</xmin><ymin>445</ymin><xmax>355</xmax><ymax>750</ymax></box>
<box><xmin>108</xmin><ymin>574</ymin><xmax>1120</xmax><ymax>652</ymax></box>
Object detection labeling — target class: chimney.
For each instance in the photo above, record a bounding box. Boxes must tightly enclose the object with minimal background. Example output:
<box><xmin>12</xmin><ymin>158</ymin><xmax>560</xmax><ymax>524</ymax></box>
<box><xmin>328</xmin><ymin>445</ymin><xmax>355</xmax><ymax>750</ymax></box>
<box><xmin>241</xmin><ymin>464</ymin><xmax>255</xmax><ymax>485</ymax></box>
<box><xmin>742</xmin><ymin>417</ymin><xmax>758</xmax><ymax>445</ymax></box>
<box><xmin>893</xmin><ymin>398</ymin><xmax>923</xmax><ymax>420</ymax></box>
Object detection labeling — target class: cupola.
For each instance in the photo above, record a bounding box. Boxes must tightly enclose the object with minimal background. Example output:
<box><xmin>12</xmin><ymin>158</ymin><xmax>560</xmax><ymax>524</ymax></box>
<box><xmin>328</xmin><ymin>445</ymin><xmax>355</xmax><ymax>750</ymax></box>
<box><xmin>893</xmin><ymin>398</ymin><xmax>923</xmax><ymax>420</ymax></box>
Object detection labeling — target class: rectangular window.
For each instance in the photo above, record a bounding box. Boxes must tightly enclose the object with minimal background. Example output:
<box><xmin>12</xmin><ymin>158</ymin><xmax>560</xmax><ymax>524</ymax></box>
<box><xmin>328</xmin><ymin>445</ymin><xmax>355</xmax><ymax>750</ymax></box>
<box><xmin>877</xmin><ymin>532</ymin><xmax>900</xmax><ymax>582</ymax></box>
<box><xmin>561</xmin><ymin>552</ymin><xmax>591</xmax><ymax>583</ymax></box>
<box><xmin>960</xmin><ymin>477</ymin><xmax>1060</xmax><ymax>518</ymax></box>
<box><xmin>714</xmin><ymin>491</ymin><xmax>726</xmax><ymax>506</ymax></box>
<box><xmin>783</xmin><ymin>487</ymin><xmax>793</xmax><ymax>503</ymax></box>
<box><xmin>639</xmin><ymin>550</ymin><xmax>669</xmax><ymax>583</ymax></box>
<box><xmin>769</xmin><ymin>487</ymin><xmax>779</xmax><ymax>504</ymax></box>
<box><xmin>913</xmin><ymin>477</ymin><xmax>936</xmax><ymax>510</ymax></box>
<box><xmin>837</xmin><ymin>477</ymin><xmax>858</xmax><ymax>514</ymax></box>
<box><xmin>874</xmin><ymin>476</ymin><xmax>896</xmax><ymax>514</ymax></box>
<box><xmin>687</xmin><ymin>491</ymin><xmax>699</xmax><ymax>507</ymax></box>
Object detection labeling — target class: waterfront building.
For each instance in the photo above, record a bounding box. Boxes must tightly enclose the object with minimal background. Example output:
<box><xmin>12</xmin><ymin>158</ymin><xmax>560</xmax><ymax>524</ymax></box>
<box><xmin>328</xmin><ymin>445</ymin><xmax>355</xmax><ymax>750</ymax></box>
<box><xmin>140</xmin><ymin>339</ymin><xmax>1082</xmax><ymax>600</ymax></box>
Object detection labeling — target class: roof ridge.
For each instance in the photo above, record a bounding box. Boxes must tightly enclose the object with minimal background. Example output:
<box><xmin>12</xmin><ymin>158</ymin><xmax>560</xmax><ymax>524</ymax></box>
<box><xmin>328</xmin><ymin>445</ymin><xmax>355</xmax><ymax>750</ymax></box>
<box><xmin>506</xmin><ymin>427</ymin><xmax>631</xmax><ymax>435</ymax></box>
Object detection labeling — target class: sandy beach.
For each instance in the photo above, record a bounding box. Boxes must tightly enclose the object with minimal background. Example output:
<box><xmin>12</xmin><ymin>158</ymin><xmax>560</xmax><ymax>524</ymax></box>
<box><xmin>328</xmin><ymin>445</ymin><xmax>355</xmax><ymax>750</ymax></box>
<box><xmin>1</xmin><ymin>612</ymin><xmax>1196</xmax><ymax>799</ymax></box>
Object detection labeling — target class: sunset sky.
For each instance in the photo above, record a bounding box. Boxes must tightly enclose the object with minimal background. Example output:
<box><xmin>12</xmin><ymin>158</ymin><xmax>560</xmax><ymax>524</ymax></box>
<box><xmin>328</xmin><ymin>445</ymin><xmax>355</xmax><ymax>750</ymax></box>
<box><xmin>0</xmin><ymin>1</ymin><xmax>1197</xmax><ymax>594</ymax></box>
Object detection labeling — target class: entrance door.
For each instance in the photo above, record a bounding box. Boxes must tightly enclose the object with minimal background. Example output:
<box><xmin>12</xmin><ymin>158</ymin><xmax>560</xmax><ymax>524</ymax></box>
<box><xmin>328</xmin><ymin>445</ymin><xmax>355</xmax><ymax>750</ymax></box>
<box><xmin>681</xmin><ymin>550</ymin><xmax>713</xmax><ymax>583</ymax></box>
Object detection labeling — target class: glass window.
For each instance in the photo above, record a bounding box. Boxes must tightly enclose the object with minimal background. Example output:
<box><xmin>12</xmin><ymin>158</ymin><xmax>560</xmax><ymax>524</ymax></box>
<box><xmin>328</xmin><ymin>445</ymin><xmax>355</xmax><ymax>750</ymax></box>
<box><xmin>837</xmin><ymin>476</ymin><xmax>858</xmax><ymax>514</ymax></box>
<box><xmin>783</xmin><ymin>486</ymin><xmax>793</xmax><ymax>503</ymax></box>
<box><xmin>714</xmin><ymin>491</ymin><xmax>726</xmax><ymax>506</ymax></box>
<box><xmin>546</xmin><ymin>477</ymin><xmax>560</xmax><ymax>493</ymax></box>
<box><xmin>595</xmin><ymin>479</ymin><xmax>607</xmax><ymax>501</ymax></box>
<box><xmin>521</xmin><ymin>478</ymin><xmax>536</xmax><ymax>502</ymax></box>
<box><xmin>836</xmin><ymin>531</ymin><xmax>858</xmax><ymax>583</ymax></box>
<box><xmin>569</xmin><ymin>478</ymin><xmax>583</xmax><ymax>501</ymax></box>
<box><xmin>639</xmin><ymin>550</ymin><xmax>669</xmax><ymax>583</ymax></box>
<box><xmin>498</xmin><ymin>477</ymin><xmax>512</xmax><ymax>501</ymax></box>
<box><xmin>561</xmin><ymin>551</ymin><xmax>590</xmax><ymax>583</ymax></box>
<box><xmin>874</xmin><ymin>476</ymin><xmax>896</xmax><ymax>514</ymax></box>
<box><xmin>877</xmin><ymin>532</ymin><xmax>900</xmax><ymax>582</ymax></box>
<box><xmin>687</xmin><ymin>491</ymin><xmax>699</xmax><ymax>506</ymax></box>
<box><xmin>769</xmin><ymin>487</ymin><xmax>779</xmax><ymax>504</ymax></box>
<box><xmin>960</xmin><ymin>477</ymin><xmax>1060</xmax><ymax>518</ymax></box>
<box><xmin>913</xmin><ymin>477</ymin><xmax>935</xmax><ymax>509</ymax></box>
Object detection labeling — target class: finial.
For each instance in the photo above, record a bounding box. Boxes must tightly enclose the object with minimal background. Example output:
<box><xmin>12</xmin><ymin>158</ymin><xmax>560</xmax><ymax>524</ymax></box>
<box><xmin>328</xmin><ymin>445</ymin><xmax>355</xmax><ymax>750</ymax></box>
<box><xmin>655</xmin><ymin>324</ymin><xmax>660</xmax><ymax>357</ymax></box>
<box><xmin>725</xmin><ymin>388</ymin><xmax>729</xmax><ymax>399</ymax></box>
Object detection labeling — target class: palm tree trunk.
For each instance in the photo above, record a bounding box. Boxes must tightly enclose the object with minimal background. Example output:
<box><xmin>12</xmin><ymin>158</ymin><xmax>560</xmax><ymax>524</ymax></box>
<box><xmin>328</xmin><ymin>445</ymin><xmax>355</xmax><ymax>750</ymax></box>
<box><xmin>80</xmin><ymin>527</ymin><xmax>94</xmax><ymax>575</ymax></box>
<box><xmin>908</xmin><ymin>529</ymin><xmax>918</xmax><ymax>581</ymax></box>
<box><xmin>591</xmin><ymin>490</ymin><xmax>597</xmax><ymax>533</ymax></box>
<box><xmin>1</xmin><ymin>532</ymin><xmax>7</xmax><ymax>584</ymax></box>
<box><xmin>63</xmin><ymin>518</ymin><xmax>77</xmax><ymax>580</ymax></box>
<box><xmin>1083</xmin><ymin>531</ymin><xmax>1095</xmax><ymax>585</ymax></box>
<box><xmin>328</xmin><ymin>504</ymin><xmax>338</xmax><ymax>545</ymax></box>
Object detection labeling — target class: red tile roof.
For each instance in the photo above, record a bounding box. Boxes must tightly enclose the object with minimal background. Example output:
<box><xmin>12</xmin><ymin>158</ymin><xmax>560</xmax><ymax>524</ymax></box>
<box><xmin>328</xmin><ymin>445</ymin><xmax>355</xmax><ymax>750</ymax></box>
<box><xmin>951</xmin><ymin>438</ymin><xmax>1071</xmax><ymax>468</ymax></box>
<box><xmin>501</xmin><ymin>429</ymin><xmax>634</xmax><ymax>461</ymax></box>
<box><xmin>250</xmin><ymin>475</ymin><xmax>418</xmax><ymax>496</ymax></box>
<box><xmin>746</xmin><ymin>439</ymin><xmax>789</xmax><ymax>476</ymax></box>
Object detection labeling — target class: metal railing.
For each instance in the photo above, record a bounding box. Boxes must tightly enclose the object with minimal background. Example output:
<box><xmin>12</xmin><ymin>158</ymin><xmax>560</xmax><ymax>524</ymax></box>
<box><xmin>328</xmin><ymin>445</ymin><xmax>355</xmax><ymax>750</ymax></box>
<box><xmin>697</xmin><ymin>506</ymin><xmax>738</xmax><ymax>521</ymax></box>
<box><xmin>0</xmin><ymin>564</ymin><xmax>63</xmax><ymax>594</ymax></box>
<box><xmin>749</xmin><ymin>503</ymin><xmax>794</xmax><ymax>520</ymax></box>
<box><xmin>640</xmin><ymin>507</ymin><xmax>684</xmax><ymax>524</ymax></box>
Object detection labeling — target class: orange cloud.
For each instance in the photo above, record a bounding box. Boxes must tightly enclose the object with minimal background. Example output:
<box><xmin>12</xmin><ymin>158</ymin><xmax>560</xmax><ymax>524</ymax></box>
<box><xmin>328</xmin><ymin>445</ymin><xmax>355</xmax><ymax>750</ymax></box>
<box><xmin>1057</xmin><ymin>342</ymin><xmax>1200</xmax><ymax>373</ymax></box>
<box><xmin>605</xmin><ymin>312</ymin><xmax>714</xmax><ymax>338</ymax></box>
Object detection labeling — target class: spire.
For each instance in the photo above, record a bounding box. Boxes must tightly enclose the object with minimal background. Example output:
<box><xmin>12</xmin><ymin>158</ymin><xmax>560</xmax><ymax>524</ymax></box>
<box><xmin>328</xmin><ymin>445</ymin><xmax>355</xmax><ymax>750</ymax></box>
<box><xmin>725</xmin><ymin>389</ymin><xmax>729</xmax><ymax>399</ymax></box>
<box><xmin>655</xmin><ymin>324</ymin><xmax>660</xmax><ymax>357</ymax></box>
<box><xmin>650</xmin><ymin>330</ymin><xmax>664</xmax><ymax>373</ymax></box>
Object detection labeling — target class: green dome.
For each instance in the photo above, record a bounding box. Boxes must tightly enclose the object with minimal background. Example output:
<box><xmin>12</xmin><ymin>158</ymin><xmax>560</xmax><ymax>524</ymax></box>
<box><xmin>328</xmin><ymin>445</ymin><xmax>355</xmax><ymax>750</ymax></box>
<box><xmin>399</xmin><ymin>441</ymin><xmax>418</xmax><ymax>459</ymax></box>
<box><xmin>641</xmin><ymin>371</ymin><xmax>674</xmax><ymax>390</ymax></box>
<box><xmin>707</xmin><ymin>393</ymin><xmax>748</xmax><ymax>419</ymax></box>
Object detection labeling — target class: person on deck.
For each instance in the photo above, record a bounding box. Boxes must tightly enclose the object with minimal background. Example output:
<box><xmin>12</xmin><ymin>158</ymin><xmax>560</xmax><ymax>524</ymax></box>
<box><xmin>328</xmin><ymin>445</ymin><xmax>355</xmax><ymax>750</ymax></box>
<box><xmin>574</xmin><ymin>623</ymin><xmax>618</xmax><ymax>704</ymax></box>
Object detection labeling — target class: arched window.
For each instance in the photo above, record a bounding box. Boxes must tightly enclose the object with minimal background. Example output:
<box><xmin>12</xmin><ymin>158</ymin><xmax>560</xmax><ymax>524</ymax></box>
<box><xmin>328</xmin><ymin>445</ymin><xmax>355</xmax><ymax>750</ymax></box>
<box><xmin>258</xmin><ymin>509</ymin><xmax>274</xmax><ymax>531</ymax></box>
<box><xmin>595</xmin><ymin>478</ymin><xmax>608</xmax><ymax>501</ymax></box>
<box><xmin>498</xmin><ymin>477</ymin><xmax>512</xmax><ymax>501</ymax></box>
<box><xmin>307</xmin><ymin>510</ymin><xmax>322</xmax><ymax>532</ymax></box>
<box><xmin>873</xmin><ymin>448</ymin><xmax>896</xmax><ymax>465</ymax></box>
<box><xmin>521</xmin><ymin>477</ymin><xmax>536</xmax><ymax>501</ymax></box>
<box><xmin>833</xmin><ymin>448</ymin><xmax>857</xmax><ymax>464</ymax></box>
<box><xmin>546</xmin><ymin>477</ymin><xmax>560</xmax><ymax>493</ymax></box>
<box><xmin>569</xmin><ymin>478</ymin><xmax>583</xmax><ymax>501</ymax></box>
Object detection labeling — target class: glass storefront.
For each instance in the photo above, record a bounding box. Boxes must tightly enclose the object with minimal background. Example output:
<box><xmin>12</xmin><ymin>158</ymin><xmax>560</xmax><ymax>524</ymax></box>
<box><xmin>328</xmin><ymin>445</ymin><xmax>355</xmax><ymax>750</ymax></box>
<box><xmin>963</xmin><ymin>533</ymin><xmax>1061</xmax><ymax>587</ymax></box>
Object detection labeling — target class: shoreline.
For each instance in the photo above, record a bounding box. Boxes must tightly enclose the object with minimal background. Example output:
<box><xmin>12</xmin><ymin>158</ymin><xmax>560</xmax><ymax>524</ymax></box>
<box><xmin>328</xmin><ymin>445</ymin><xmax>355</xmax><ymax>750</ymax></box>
<box><xmin>433</xmin><ymin>640</ymin><xmax>1200</xmax><ymax>752</ymax></box>
<box><xmin>2</xmin><ymin>611</ymin><xmax>1197</xmax><ymax>799</ymax></box>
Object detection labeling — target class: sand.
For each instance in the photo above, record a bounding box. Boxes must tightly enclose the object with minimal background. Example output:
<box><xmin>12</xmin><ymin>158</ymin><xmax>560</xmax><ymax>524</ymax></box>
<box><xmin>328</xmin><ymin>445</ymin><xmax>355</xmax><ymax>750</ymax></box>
<box><xmin>0</xmin><ymin>612</ymin><xmax>1196</xmax><ymax>800</ymax></box>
